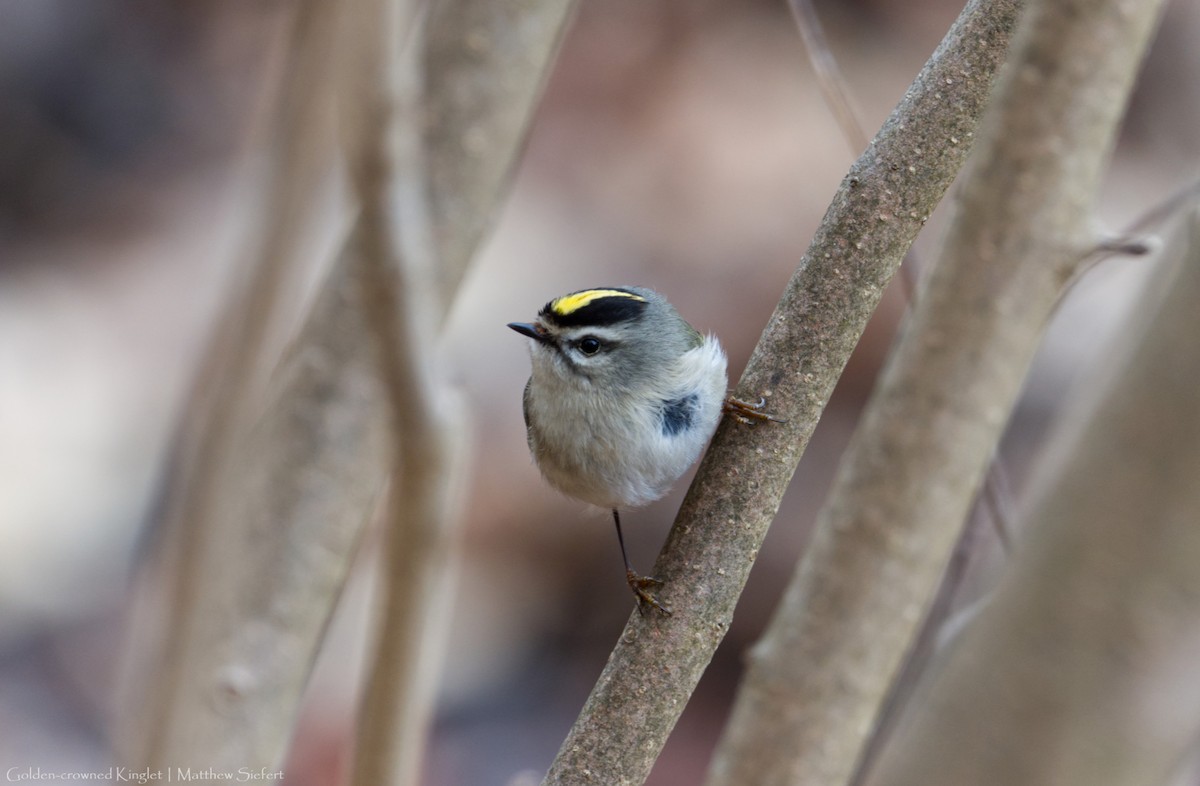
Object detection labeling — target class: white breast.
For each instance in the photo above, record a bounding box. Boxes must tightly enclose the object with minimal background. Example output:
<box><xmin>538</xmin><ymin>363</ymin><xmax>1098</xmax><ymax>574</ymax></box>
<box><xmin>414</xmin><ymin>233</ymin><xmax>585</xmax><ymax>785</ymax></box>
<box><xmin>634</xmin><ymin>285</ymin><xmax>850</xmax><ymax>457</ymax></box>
<box><xmin>528</xmin><ymin>334</ymin><xmax>728</xmax><ymax>510</ymax></box>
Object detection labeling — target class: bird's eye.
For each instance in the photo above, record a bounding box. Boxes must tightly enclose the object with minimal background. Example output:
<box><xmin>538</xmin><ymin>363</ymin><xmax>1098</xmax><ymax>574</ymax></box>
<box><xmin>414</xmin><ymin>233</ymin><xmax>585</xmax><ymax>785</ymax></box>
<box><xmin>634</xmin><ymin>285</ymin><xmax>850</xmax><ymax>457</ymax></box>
<box><xmin>578</xmin><ymin>336</ymin><xmax>602</xmax><ymax>356</ymax></box>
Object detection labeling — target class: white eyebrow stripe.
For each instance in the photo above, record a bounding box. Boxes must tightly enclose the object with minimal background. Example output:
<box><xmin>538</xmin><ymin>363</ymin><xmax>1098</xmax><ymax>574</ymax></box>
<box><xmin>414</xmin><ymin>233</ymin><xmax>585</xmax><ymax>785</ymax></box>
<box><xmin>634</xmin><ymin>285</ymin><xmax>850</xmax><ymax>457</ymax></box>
<box><xmin>558</xmin><ymin>327</ymin><xmax>625</xmax><ymax>343</ymax></box>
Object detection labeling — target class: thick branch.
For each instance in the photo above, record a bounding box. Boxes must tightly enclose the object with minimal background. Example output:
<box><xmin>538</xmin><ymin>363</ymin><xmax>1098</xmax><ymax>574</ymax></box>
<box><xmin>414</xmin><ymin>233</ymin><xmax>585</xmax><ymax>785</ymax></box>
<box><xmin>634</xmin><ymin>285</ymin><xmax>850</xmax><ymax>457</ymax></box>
<box><xmin>540</xmin><ymin>1</ymin><xmax>1021</xmax><ymax>784</ymax></box>
<box><xmin>153</xmin><ymin>233</ymin><xmax>389</xmax><ymax>769</ymax></box>
<box><xmin>865</xmin><ymin>216</ymin><xmax>1200</xmax><ymax>785</ymax></box>
<box><xmin>708</xmin><ymin>0</ymin><xmax>1166</xmax><ymax>784</ymax></box>
<box><xmin>126</xmin><ymin>1</ymin><xmax>343</xmax><ymax>770</ymax></box>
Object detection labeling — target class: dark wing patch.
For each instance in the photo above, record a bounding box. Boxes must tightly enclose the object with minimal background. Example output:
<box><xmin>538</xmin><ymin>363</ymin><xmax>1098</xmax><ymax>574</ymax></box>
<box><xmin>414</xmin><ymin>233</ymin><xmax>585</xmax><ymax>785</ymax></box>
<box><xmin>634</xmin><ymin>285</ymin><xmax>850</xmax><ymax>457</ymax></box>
<box><xmin>660</xmin><ymin>393</ymin><xmax>698</xmax><ymax>437</ymax></box>
<box><xmin>521</xmin><ymin>378</ymin><xmax>535</xmax><ymax>448</ymax></box>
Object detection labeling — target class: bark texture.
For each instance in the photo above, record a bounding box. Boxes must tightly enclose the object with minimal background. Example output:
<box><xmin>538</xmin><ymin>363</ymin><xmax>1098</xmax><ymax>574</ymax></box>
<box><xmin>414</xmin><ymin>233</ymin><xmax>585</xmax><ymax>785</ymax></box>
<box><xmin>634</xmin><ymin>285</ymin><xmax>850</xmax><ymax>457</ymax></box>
<box><xmin>706</xmin><ymin>0</ymin><xmax>1166</xmax><ymax>783</ymax></box>
<box><xmin>541</xmin><ymin>1</ymin><xmax>1021</xmax><ymax>783</ymax></box>
<box><xmin>865</xmin><ymin>216</ymin><xmax>1200</xmax><ymax>785</ymax></box>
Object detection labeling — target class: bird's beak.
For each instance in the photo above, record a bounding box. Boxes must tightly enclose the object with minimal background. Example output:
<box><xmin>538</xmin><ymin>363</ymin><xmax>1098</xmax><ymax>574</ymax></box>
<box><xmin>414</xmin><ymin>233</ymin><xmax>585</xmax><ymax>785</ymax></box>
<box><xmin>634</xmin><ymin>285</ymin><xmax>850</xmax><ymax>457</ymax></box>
<box><xmin>507</xmin><ymin>322</ymin><xmax>546</xmax><ymax>342</ymax></box>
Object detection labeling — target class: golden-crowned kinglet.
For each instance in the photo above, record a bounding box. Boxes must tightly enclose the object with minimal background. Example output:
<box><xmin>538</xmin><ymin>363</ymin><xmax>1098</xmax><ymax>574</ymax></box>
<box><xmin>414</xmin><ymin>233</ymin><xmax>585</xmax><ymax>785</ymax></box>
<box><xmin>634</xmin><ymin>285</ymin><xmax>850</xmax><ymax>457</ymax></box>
<box><xmin>508</xmin><ymin>286</ymin><xmax>772</xmax><ymax>615</ymax></box>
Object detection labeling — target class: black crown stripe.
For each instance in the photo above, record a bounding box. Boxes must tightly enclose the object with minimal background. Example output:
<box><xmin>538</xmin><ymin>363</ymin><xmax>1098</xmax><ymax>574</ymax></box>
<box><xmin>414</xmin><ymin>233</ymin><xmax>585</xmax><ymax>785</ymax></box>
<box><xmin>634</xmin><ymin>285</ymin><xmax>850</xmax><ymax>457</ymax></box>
<box><xmin>539</xmin><ymin>291</ymin><xmax>648</xmax><ymax>328</ymax></box>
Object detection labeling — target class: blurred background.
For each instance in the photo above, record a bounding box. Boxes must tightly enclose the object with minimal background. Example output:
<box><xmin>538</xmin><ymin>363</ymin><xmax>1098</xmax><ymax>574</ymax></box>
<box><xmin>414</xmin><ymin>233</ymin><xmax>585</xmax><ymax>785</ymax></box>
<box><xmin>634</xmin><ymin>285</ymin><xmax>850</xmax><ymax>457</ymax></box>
<box><xmin>1</xmin><ymin>0</ymin><xmax>1197</xmax><ymax>783</ymax></box>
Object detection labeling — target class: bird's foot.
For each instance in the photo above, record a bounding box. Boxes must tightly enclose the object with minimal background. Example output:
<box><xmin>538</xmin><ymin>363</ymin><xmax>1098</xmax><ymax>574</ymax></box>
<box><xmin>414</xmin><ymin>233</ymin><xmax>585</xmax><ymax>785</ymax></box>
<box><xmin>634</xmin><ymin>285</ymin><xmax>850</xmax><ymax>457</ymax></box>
<box><xmin>626</xmin><ymin>570</ymin><xmax>672</xmax><ymax>617</ymax></box>
<box><xmin>723</xmin><ymin>395</ymin><xmax>785</xmax><ymax>425</ymax></box>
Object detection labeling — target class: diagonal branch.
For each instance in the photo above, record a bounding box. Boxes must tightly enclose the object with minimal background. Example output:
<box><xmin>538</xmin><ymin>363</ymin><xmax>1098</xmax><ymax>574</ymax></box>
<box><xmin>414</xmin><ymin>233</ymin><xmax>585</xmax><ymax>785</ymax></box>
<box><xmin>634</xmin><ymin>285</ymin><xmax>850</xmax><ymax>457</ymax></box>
<box><xmin>787</xmin><ymin>0</ymin><xmax>869</xmax><ymax>156</ymax></box>
<box><xmin>540</xmin><ymin>1</ymin><xmax>1023</xmax><ymax>783</ymax></box>
<box><xmin>710</xmin><ymin>0</ymin><xmax>1167</xmax><ymax>783</ymax></box>
<box><xmin>864</xmin><ymin>215</ymin><xmax>1200</xmax><ymax>785</ymax></box>
<box><xmin>423</xmin><ymin>0</ymin><xmax>579</xmax><ymax>312</ymax></box>
<box><xmin>122</xmin><ymin>0</ymin><xmax>345</xmax><ymax>771</ymax></box>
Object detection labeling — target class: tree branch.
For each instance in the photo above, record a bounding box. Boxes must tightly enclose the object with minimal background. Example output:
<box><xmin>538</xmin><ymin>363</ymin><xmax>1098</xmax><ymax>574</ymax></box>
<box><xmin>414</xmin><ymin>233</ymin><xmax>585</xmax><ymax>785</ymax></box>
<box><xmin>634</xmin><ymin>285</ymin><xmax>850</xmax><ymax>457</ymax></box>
<box><xmin>540</xmin><ymin>1</ymin><xmax>1022</xmax><ymax>783</ymax></box>
<box><xmin>342</xmin><ymin>1</ymin><xmax>578</xmax><ymax>784</ymax></box>
<box><xmin>423</xmin><ymin>0</ymin><xmax>579</xmax><ymax>312</ymax></box>
<box><xmin>123</xmin><ymin>0</ymin><xmax>345</xmax><ymax>771</ymax></box>
<box><xmin>708</xmin><ymin>0</ymin><xmax>1166</xmax><ymax>783</ymax></box>
<box><xmin>335</xmin><ymin>1</ymin><xmax>462</xmax><ymax>785</ymax></box>
<box><xmin>787</xmin><ymin>0</ymin><xmax>869</xmax><ymax>156</ymax></box>
<box><xmin>865</xmin><ymin>214</ymin><xmax>1200</xmax><ymax>785</ymax></box>
<box><xmin>121</xmin><ymin>0</ymin><xmax>578</xmax><ymax>778</ymax></box>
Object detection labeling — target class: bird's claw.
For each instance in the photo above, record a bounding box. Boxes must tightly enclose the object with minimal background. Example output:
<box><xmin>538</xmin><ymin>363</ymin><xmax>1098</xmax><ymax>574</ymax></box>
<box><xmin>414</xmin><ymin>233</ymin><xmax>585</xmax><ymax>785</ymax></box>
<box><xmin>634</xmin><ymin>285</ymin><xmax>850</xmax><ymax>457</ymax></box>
<box><xmin>723</xmin><ymin>395</ymin><xmax>785</xmax><ymax>425</ymax></box>
<box><xmin>626</xmin><ymin>570</ymin><xmax>672</xmax><ymax>616</ymax></box>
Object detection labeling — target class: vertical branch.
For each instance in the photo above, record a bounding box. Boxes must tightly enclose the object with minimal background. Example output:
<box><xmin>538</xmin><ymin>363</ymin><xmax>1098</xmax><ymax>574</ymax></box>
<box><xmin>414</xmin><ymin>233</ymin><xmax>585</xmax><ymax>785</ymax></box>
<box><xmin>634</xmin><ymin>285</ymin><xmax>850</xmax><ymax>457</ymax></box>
<box><xmin>541</xmin><ymin>1</ymin><xmax>1022</xmax><ymax>784</ymax></box>
<box><xmin>339</xmin><ymin>0</ymin><xmax>579</xmax><ymax>782</ymax></box>
<box><xmin>845</xmin><ymin>487</ymin><xmax>994</xmax><ymax>786</ymax></box>
<box><xmin>329</xmin><ymin>0</ymin><xmax>482</xmax><ymax>781</ymax></box>
<box><xmin>707</xmin><ymin>0</ymin><xmax>1166</xmax><ymax>783</ymax></box>
<box><xmin>865</xmin><ymin>217</ymin><xmax>1200</xmax><ymax>785</ymax></box>
<box><xmin>336</xmin><ymin>1</ymin><xmax>462</xmax><ymax>785</ymax></box>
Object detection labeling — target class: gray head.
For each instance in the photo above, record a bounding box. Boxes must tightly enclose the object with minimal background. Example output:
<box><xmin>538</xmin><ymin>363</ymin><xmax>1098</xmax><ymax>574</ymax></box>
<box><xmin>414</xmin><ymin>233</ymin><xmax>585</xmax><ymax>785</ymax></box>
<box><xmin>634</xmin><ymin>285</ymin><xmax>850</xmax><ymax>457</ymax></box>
<box><xmin>507</xmin><ymin>286</ymin><xmax>699</xmax><ymax>393</ymax></box>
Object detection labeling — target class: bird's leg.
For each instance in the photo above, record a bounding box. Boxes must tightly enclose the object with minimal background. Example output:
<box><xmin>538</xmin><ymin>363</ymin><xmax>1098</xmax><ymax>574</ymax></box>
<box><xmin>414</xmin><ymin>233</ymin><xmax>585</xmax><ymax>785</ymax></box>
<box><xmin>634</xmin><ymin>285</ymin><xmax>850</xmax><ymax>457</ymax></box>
<box><xmin>613</xmin><ymin>509</ymin><xmax>672</xmax><ymax>616</ymax></box>
<box><xmin>723</xmin><ymin>395</ymin><xmax>785</xmax><ymax>425</ymax></box>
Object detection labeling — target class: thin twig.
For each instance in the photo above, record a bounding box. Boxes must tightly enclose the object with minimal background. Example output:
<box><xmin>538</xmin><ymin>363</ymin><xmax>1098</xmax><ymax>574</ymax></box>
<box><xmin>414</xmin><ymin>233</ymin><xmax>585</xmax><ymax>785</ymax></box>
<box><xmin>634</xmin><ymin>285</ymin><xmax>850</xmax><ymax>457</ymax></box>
<box><xmin>343</xmin><ymin>0</ymin><xmax>579</xmax><ymax>783</ymax></box>
<box><xmin>787</xmin><ymin>0</ymin><xmax>922</xmax><ymax>301</ymax></box>
<box><xmin>1066</xmin><ymin>174</ymin><xmax>1200</xmax><ymax>287</ymax></box>
<box><xmin>1093</xmin><ymin>235</ymin><xmax>1158</xmax><ymax>256</ymax></box>
<box><xmin>1120</xmin><ymin>175</ymin><xmax>1200</xmax><ymax>236</ymax></box>
<box><xmin>788</xmin><ymin>0</ymin><xmax>870</xmax><ymax>155</ymax></box>
<box><xmin>981</xmin><ymin>451</ymin><xmax>1016</xmax><ymax>554</ymax></box>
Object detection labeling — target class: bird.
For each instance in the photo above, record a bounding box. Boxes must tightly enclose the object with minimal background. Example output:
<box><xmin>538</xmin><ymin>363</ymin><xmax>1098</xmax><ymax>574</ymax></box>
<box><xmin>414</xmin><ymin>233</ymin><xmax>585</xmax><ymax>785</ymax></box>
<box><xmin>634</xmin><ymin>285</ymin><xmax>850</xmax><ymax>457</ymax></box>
<box><xmin>508</xmin><ymin>286</ymin><xmax>776</xmax><ymax>614</ymax></box>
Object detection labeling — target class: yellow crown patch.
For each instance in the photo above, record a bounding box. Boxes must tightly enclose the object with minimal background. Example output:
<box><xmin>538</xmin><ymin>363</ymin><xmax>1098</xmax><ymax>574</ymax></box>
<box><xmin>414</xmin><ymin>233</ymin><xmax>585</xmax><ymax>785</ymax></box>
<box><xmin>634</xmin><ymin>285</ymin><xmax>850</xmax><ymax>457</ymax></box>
<box><xmin>550</xmin><ymin>289</ymin><xmax>645</xmax><ymax>317</ymax></box>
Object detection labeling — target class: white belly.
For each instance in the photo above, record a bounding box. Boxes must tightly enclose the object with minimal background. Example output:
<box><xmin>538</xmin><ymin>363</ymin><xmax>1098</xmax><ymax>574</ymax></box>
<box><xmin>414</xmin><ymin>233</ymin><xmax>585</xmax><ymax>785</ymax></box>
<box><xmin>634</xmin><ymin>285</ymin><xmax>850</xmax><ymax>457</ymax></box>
<box><xmin>527</xmin><ymin>336</ymin><xmax>727</xmax><ymax>509</ymax></box>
